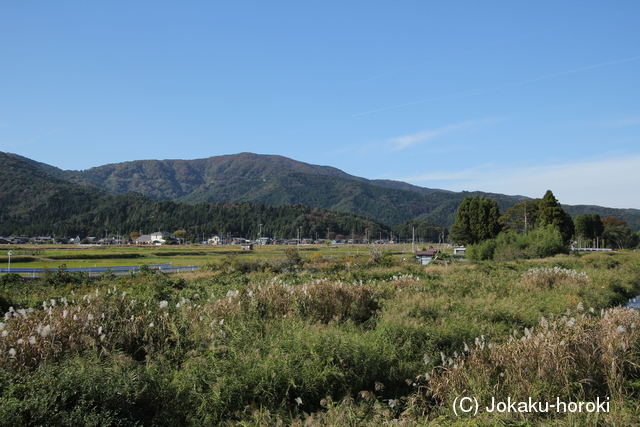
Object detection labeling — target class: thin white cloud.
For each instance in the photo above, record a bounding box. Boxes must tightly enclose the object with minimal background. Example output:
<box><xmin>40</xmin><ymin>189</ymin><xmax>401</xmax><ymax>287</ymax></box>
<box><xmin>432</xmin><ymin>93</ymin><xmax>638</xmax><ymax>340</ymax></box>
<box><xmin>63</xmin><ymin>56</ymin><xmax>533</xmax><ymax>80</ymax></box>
<box><xmin>388</xmin><ymin>129</ymin><xmax>441</xmax><ymax>151</ymax></box>
<box><xmin>601</xmin><ymin>117</ymin><xmax>640</xmax><ymax>128</ymax></box>
<box><xmin>386</xmin><ymin>118</ymin><xmax>504</xmax><ymax>151</ymax></box>
<box><xmin>402</xmin><ymin>154</ymin><xmax>640</xmax><ymax>209</ymax></box>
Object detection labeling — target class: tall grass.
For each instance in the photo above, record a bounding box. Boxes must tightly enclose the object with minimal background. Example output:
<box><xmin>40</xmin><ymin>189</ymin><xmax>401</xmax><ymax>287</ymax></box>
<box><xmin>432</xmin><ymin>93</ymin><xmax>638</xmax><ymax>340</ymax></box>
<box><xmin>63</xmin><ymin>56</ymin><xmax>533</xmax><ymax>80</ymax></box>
<box><xmin>0</xmin><ymin>252</ymin><xmax>639</xmax><ymax>425</ymax></box>
<box><xmin>427</xmin><ymin>306</ymin><xmax>640</xmax><ymax>425</ymax></box>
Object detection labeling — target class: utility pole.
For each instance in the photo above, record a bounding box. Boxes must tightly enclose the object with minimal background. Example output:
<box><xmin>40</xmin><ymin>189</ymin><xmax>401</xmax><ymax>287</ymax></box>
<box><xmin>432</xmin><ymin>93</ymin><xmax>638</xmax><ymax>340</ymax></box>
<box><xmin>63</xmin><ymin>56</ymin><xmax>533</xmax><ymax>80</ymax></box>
<box><xmin>412</xmin><ymin>227</ymin><xmax>415</xmax><ymax>253</ymax></box>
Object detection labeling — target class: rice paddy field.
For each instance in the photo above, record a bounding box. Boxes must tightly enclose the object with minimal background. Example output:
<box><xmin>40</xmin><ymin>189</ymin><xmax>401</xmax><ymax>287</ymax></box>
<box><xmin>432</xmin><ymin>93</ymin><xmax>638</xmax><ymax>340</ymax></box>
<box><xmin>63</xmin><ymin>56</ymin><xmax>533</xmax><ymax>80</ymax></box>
<box><xmin>1</xmin><ymin>243</ymin><xmax>414</xmax><ymax>270</ymax></box>
<box><xmin>0</xmin><ymin>244</ymin><xmax>639</xmax><ymax>426</ymax></box>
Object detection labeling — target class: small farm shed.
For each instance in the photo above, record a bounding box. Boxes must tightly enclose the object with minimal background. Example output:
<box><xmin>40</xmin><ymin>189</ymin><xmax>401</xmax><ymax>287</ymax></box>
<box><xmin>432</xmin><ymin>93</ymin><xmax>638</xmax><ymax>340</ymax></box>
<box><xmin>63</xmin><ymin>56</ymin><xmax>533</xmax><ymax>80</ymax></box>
<box><xmin>416</xmin><ymin>249</ymin><xmax>439</xmax><ymax>265</ymax></box>
<box><xmin>454</xmin><ymin>247</ymin><xmax>466</xmax><ymax>256</ymax></box>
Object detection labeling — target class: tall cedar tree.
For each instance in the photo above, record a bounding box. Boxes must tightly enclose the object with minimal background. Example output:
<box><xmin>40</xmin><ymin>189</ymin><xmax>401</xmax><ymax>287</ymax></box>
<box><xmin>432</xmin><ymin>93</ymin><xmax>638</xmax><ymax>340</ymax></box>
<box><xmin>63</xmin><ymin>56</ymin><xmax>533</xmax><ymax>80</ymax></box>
<box><xmin>449</xmin><ymin>196</ymin><xmax>501</xmax><ymax>245</ymax></box>
<box><xmin>536</xmin><ymin>190</ymin><xmax>574</xmax><ymax>243</ymax></box>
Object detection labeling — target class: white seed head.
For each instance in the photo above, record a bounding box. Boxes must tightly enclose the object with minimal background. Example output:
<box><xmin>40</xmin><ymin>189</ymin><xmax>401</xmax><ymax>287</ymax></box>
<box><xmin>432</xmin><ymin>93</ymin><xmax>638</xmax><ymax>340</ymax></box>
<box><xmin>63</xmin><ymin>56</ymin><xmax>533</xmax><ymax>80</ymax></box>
<box><xmin>39</xmin><ymin>325</ymin><xmax>52</xmax><ymax>338</ymax></box>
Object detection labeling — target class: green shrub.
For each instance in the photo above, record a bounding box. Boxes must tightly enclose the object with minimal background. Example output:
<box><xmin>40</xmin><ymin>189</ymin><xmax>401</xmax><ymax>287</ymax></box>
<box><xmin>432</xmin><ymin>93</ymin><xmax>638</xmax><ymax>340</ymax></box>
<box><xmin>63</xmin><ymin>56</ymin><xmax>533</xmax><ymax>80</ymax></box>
<box><xmin>41</xmin><ymin>265</ymin><xmax>90</xmax><ymax>288</ymax></box>
<box><xmin>583</xmin><ymin>253</ymin><xmax>621</xmax><ymax>269</ymax></box>
<box><xmin>0</xmin><ymin>273</ymin><xmax>24</xmax><ymax>290</ymax></box>
<box><xmin>468</xmin><ymin>227</ymin><xmax>567</xmax><ymax>262</ymax></box>
<box><xmin>466</xmin><ymin>239</ymin><xmax>497</xmax><ymax>262</ymax></box>
<box><xmin>0</xmin><ymin>356</ymin><xmax>169</xmax><ymax>426</ymax></box>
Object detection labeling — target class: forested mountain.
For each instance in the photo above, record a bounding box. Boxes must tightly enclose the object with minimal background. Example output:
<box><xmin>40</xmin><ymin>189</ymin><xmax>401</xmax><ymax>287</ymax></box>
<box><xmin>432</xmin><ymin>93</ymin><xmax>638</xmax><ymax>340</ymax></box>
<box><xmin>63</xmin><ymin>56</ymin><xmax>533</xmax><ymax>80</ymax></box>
<box><xmin>562</xmin><ymin>205</ymin><xmax>640</xmax><ymax>231</ymax></box>
<box><xmin>11</xmin><ymin>152</ymin><xmax>530</xmax><ymax>226</ymax></box>
<box><xmin>0</xmin><ymin>152</ymin><xmax>390</xmax><ymax>240</ymax></box>
<box><xmin>2</xmin><ymin>151</ymin><xmax>639</xmax><ymax>236</ymax></box>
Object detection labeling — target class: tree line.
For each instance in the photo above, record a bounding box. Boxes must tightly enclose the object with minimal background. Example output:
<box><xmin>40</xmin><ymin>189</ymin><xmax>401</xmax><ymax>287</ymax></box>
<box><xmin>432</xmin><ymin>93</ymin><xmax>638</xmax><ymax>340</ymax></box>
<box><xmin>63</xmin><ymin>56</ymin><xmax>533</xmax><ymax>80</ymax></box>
<box><xmin>449</xmin><ymin>190</ymin><xmax>638</xmax><ymax>260</ymax></box>
<box><xmin>0</xmin><ymin>187</ymin><xmax>394</xmax><ymax>243</ymax></box>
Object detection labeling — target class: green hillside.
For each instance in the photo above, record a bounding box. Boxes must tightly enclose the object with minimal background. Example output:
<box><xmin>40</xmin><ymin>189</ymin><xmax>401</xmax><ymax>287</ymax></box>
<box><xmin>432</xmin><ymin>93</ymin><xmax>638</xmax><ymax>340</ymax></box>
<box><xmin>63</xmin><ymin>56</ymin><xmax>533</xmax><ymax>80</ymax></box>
<box><xmin>16</xmin><ymin>152</ymin><xmax>531</xmax><ymax>226</ymax></box>
<box><xmin>0</xmin><ymin>152</ymin><xmax>390</xmax><ymax>240</ymax></box>
<box><xmin>3</xmin><ymin>151</ymin><xmax>639</xmax><ymax>234</ymax></box>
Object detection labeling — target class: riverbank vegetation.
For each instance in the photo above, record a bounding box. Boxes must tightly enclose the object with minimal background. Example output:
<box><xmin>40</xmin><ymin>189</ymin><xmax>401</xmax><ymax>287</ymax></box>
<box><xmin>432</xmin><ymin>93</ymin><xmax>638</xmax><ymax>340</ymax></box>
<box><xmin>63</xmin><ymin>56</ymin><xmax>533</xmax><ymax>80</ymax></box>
<box><xmin>1</xmin><ymin>248</ymin><xmax>639</xmax><ymax>425</ymax></box>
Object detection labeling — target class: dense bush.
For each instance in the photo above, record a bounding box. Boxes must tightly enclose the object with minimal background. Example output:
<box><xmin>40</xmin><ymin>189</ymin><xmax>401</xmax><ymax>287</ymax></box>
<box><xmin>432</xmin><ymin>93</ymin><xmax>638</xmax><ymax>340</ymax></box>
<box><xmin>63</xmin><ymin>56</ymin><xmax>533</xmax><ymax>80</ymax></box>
<box><xmin>466</xmin><ymin>238</ymin><xmax>497</xmax><ymax>261</ymax></box>
<box><xmin>40</xmin><ymin>265</ymin><xmax>90</xmax><ymax>288</ymax></box>
<box><xmin>583</xmin><ymin>253</ymin><xmax>621</xmax><ymax>269</ymax></box>
<box><xmin>467</xmin><ymin>226</ymin><xmax>567</xmax><ymax>262</ymax></box>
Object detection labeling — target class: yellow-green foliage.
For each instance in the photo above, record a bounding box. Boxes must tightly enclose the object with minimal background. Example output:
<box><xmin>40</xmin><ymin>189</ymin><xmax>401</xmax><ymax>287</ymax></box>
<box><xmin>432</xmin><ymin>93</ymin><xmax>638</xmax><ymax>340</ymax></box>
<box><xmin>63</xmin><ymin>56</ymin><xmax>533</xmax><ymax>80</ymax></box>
<box><xmin>428</xmin><ymin>306</ymin><xmax>640</xmax><ymax>425</ymax></box>
<box><xmin>0</xmin><ymin>252</ymin><xmax>639</xmax><ymax>425</ymax></box>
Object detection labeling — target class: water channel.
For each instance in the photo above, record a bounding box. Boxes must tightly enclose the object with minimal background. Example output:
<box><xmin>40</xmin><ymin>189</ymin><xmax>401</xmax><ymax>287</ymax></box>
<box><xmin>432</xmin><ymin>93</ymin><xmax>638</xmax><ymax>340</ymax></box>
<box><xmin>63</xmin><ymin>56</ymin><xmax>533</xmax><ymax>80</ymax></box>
<box><xmin>626</xmin><ymin>296</ymin><xmax>640</xmax><ymax>310</ymax></box>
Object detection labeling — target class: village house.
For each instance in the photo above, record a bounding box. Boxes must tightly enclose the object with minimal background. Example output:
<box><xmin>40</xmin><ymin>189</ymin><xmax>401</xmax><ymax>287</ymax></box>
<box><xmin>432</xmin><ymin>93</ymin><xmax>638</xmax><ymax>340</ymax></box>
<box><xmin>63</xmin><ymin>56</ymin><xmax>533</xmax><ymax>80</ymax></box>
<box><xmin>208</xmin><ymin>235</ymin><xmax>227</xmax><ymax>245</ymax></box>
<box><xmin>135</xmin><ymin>231</ymin><xmax>176</xmax><ymax>245</ymax></box>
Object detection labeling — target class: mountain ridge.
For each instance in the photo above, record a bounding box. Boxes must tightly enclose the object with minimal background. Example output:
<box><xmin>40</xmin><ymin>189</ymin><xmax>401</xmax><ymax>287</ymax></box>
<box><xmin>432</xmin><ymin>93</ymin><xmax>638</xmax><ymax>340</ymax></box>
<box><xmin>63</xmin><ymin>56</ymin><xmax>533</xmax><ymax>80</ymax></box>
<box><xmin>23</xmin><ymin>152</ymin><xmax>526</xmax><ymax>226</ymax></box>
<box><xmin>3</xmin><ymin>151</ymin><xmax>640</xmax><ymax>231</ymax></box>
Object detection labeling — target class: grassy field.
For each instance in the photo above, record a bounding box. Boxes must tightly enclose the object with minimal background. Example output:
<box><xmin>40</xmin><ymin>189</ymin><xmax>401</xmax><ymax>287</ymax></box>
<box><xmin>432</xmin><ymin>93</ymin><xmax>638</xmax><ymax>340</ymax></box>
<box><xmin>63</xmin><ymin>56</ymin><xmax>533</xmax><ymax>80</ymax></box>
<box><xmin>0</xmin><ymin>247</ymin><xmax>638</xmax><ymax>426</ymax></box>
<box><xmin>0</xmin><ymin>243</ymin><xmax>422</xmax><ymax>270</ymax></box>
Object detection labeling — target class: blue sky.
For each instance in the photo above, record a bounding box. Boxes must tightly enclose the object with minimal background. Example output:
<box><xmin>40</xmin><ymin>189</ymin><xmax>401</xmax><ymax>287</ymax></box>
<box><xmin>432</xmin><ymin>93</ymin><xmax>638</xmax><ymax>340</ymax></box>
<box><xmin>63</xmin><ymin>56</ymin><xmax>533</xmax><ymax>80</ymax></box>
<box><xmin>2</xmin><ymin>1</ymin><xmax>639</xmax><ymax>209</ymax></box>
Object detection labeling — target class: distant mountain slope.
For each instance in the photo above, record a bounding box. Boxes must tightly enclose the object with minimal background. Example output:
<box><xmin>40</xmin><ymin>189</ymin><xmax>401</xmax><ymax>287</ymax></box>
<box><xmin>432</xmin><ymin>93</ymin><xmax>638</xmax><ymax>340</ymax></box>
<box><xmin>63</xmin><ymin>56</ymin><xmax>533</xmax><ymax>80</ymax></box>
<box><xmin>563</xmin><ymin>205</ymin><xmax>640</xmax><ymax>233</ymax></box>
<box><xmin>57</xmin><ymin>152</ymin><xmax>454</xmax><ymax>202</ymax></box>
<box><xmin>0</xmin><ymin>152</ymin><xmax>392</xmax><ymax>239</ymax></box>
<box><xmin>21</xmin><ymin>152</ymin><xmax>517</xmax><ymax>226</ymax></box>
<box><xmin>4</xmin><ymin>151</ymin><xmax>640</xmax><ymax>230</ymax></box>
<box><xmin>0</xmin><ymin>152</ymin><xmax>110</xmax><ymax>234</ymax></box>
<box><xmin>67</xmin><ymin>153</ymin><xmax>370</xmax><ymax>201</ymax></box>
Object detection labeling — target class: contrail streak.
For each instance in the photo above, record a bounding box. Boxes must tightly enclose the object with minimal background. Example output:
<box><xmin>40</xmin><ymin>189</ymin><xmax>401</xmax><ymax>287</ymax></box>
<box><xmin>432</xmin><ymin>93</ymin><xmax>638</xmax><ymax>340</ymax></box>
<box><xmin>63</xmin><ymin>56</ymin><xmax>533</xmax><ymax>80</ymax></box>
<box><xmin>351</xmin><ymin>55</ymin><xmax>640</xmax><ymax>117</ymax></box>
